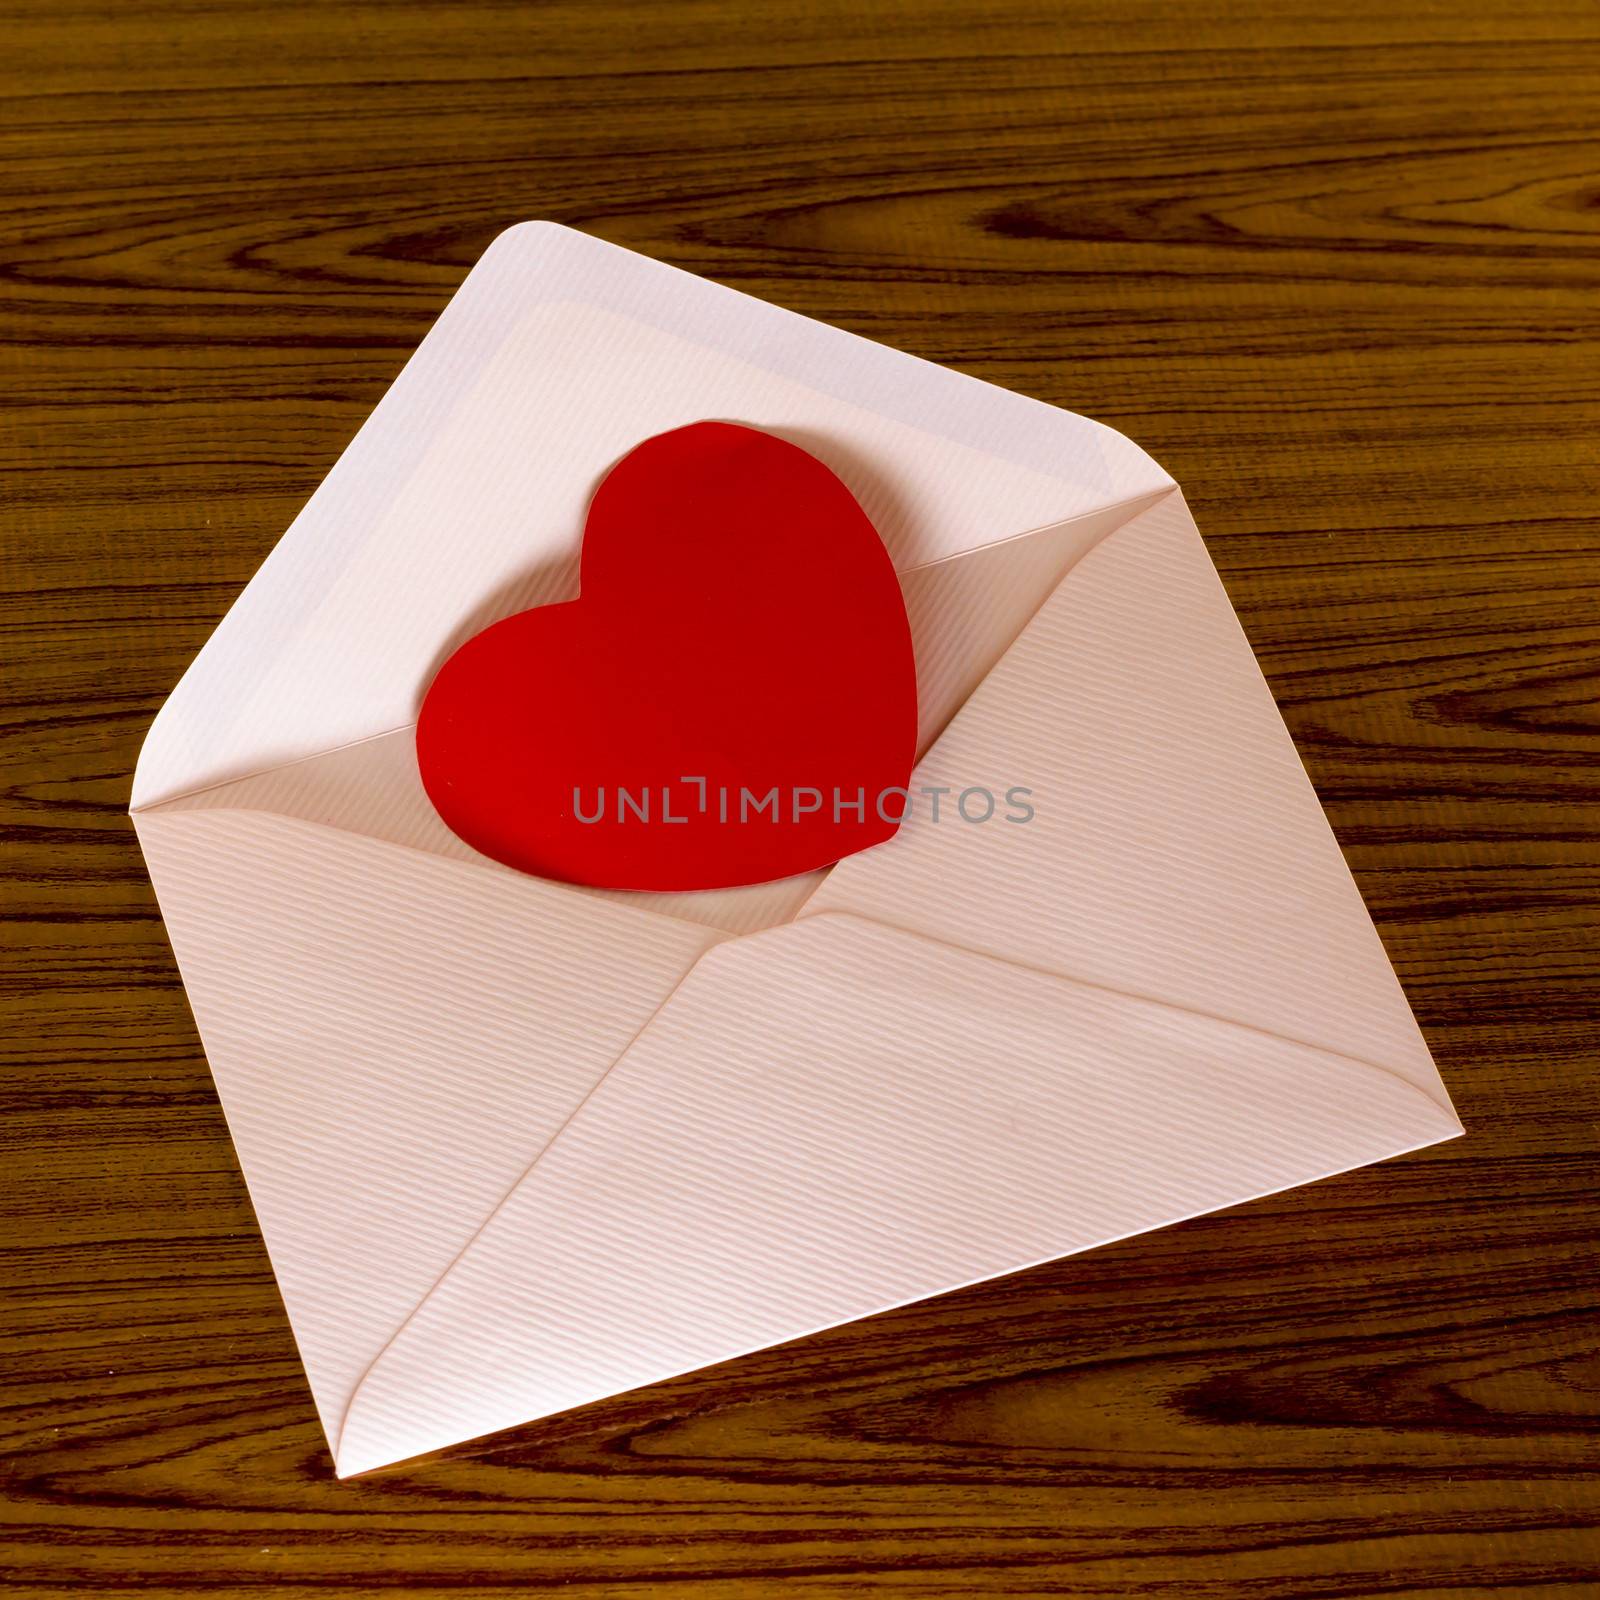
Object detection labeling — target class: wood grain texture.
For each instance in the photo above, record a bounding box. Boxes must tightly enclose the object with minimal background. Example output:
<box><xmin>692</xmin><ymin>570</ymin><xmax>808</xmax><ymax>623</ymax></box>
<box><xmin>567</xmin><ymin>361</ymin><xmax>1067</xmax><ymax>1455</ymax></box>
<box><xmin>3</xmin><ymin>0</ymin><xmax>1598</xmax><ymax>1593</ymax></box>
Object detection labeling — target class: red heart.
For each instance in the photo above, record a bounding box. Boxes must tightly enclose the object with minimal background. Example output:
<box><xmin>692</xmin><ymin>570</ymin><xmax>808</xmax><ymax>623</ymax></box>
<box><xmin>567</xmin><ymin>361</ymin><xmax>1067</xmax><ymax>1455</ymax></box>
<box><xmin>416</xmin><ymin>422</ymin><xmax>917</xmax><ymax>890</ymax></box>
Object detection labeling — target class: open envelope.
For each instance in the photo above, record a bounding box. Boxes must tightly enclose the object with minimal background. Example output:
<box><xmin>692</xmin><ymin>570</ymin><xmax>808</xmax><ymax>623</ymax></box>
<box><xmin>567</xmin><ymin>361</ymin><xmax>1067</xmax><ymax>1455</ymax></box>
<box><xmin>131</xmin><ymin>223</ymin><xmax>1461</xmax><ymax>1476</ymax></box>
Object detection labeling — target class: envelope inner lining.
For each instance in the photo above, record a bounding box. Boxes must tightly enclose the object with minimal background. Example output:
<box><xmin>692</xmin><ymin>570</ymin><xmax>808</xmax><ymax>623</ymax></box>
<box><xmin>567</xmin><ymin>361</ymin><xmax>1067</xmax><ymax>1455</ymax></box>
<box><xmin>134</xmin><ymin>299</ymin><xmax>1174</xmax><ymax>819</ymax></box>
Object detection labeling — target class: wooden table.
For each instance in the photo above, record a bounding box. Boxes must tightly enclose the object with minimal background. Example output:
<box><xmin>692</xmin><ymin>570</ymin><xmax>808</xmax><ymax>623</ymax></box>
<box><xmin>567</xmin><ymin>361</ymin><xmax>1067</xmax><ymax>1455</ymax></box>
<box><xmin>5</xmin><ymin>2</ymin><xmax>1597</xmax><ymax>1593</ymax></box>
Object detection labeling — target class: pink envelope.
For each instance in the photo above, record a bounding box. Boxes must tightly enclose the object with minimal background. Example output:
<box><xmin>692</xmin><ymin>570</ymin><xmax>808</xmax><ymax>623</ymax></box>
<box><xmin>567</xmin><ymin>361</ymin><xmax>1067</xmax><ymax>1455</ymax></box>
<box><xmin>131</xmin><ymin>224</ymin><xmax>1461</xmax><ymax>1476</ymax></box>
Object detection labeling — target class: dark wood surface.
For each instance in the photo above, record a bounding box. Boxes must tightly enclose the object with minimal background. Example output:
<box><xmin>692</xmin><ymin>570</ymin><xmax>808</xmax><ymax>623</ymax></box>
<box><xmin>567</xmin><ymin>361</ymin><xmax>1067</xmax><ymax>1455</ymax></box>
<box><xmin>4</xmin><ymin>2</ymin><xmax>1598</xmax><ymax>1593</ymax></box>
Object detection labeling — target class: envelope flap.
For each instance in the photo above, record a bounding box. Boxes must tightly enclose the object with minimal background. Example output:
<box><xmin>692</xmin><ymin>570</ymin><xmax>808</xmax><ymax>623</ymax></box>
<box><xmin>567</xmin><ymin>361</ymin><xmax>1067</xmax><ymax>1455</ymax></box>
<box><xmin>810</xmin><ymin>490</ymin><xmax>1451</xmax><ymax>1099</ymax></box>
<box><xmin>133</xmin><ymin>803</ymin><xmax>716</xmax><ymax>1444</ymax></box>
<box><xmin>133</xmin><ymin>223</ymin><xmax>1172</xmax><ymax>811</ymax></box>
<box><xmin>337</xmin><ymin>912</ymin><xmax>1458</xmax><ymax>1475</ymax></box>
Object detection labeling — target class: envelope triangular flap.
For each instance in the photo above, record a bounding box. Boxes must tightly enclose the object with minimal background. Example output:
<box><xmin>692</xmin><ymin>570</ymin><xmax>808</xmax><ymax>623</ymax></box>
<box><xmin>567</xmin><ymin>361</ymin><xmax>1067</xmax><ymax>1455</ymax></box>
<box><xmin>132</xmin><ymin>223</ymin><xmax>1172</xmax><ymax>814</ymax></box>
<box><xmin>133</xmin><ymin>804</ymin><xmax>717</xmax><ymax>1443</ymax></box>
<box><xmin>336</xmin><ymin>912</ymin><xmax>1457</xmax><ymax>1475</ymax></box>
<box><xmin>814</xmin><ymin>489</ymin><xmax>1451</xmax><ymax>1094</ymax></box>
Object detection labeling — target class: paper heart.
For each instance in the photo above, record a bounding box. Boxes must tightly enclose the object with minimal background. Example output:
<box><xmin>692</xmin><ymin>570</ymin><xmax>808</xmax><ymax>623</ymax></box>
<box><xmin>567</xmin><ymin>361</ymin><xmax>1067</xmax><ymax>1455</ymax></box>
<box><xmin>416</xmin><ymin>422</ymin><xmax>917</xmax><ymax>891</ymax></box>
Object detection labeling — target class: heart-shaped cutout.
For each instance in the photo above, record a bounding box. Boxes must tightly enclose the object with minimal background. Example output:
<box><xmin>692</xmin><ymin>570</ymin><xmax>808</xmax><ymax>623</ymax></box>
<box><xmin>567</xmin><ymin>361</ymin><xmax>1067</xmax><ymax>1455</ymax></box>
<box><xmin>417</xmin><ymin>422</ymin><xmax>917</xmax><ymax>890</ymax></box>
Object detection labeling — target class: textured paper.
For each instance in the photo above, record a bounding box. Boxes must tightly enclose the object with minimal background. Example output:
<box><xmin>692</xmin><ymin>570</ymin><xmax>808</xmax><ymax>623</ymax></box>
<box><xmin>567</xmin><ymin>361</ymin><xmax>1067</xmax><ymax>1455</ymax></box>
<box><xmin>132</xmin><ymin>223</ymin><xmax>1460</xmax><ymax>1475</ymax></box>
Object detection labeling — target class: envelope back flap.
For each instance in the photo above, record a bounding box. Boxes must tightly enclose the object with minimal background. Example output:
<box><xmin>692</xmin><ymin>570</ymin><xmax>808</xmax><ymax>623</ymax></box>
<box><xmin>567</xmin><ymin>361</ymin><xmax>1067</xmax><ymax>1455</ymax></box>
<box><xmin>809</xmin><ymin>491</ymin><xmax>1452</xmax><ymax>1100</ymax></box>
<box><xmin>336</xmin><ymin>912</ymin><xmax>1459</xmax><ymax>1475</ymax></box>
<box><xmin>133</xmin><ymin>805</ymin><xmax>715</xmax><ymax>1441</ymax></box>
<box><xmin>132</xmin><ymin>224</ymin><xmax>1171</xmax><ymax>812</ymax></box>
